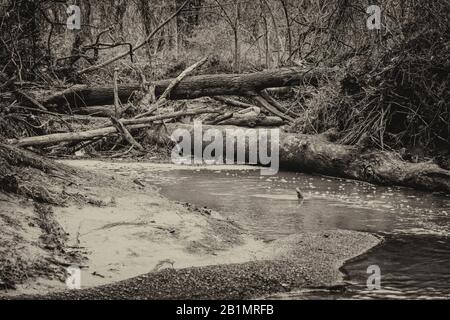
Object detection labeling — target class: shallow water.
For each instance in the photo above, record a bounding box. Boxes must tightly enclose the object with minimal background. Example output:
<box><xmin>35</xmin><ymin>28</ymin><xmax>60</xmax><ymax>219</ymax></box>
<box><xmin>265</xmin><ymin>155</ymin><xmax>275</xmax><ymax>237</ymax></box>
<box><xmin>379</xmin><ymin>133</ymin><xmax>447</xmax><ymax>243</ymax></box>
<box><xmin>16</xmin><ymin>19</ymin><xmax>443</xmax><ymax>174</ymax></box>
<box><xmin>138</xmin><ymin>167</ymin><xmax>450</xmax><ymax>299</ymax></box>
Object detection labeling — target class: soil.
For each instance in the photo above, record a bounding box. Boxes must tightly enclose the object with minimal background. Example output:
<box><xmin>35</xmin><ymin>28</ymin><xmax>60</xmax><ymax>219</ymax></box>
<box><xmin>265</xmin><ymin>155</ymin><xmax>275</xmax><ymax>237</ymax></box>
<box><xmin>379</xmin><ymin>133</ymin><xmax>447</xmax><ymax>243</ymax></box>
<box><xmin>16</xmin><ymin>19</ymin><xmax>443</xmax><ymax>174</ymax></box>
<box><xmin>0</xmin><ymin>157</ymin><xmax>381</xmax><ymax>299</ymax></box>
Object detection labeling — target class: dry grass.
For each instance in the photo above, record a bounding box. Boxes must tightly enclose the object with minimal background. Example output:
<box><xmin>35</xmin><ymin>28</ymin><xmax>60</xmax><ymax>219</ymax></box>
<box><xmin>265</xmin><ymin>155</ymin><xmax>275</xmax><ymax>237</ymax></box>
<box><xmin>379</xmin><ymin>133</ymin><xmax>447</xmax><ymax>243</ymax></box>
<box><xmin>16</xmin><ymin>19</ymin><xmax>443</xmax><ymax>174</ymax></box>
<box><xmin>290</xmin><ymin>1</ymin><xmax>450</xmax><ymax>158</ymax></box>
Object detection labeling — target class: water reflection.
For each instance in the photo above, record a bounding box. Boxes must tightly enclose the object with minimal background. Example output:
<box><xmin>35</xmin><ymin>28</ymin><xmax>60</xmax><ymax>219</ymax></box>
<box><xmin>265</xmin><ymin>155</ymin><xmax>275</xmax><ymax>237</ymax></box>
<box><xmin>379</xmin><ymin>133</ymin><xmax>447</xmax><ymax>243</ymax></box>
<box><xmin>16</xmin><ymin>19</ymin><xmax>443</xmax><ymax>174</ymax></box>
<box><xmin>139</xmin><ymin>168</ymin><xmax>450</xmax><ymax>299</ymax></box>
<box><xmin>144</xmin><ymin>169</ymin><xmax>450</xmax><ymax>238</ymax></box>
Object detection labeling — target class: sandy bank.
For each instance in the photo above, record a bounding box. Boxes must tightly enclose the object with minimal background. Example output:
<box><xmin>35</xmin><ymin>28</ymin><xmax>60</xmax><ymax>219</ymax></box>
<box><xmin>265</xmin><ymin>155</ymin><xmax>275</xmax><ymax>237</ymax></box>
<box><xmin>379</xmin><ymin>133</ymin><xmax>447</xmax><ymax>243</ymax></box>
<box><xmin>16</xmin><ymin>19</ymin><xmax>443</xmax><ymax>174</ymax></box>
<box><xmin>1</xmin><ymin>160</ymin><xmax>267</xmax><ymax>297</ymax></box>
<box><xmin>1</xmin><ymin>159</ymin><xmax>381</xmax><ymax>299</ymax></box>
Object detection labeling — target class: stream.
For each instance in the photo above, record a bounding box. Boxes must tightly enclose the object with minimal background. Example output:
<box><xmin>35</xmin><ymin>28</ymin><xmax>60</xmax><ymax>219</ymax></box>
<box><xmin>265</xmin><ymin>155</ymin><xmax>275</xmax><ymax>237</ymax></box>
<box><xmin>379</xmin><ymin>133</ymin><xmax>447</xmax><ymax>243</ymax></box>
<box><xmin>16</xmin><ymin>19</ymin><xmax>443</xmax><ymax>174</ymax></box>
<box><xmin>134</xmin><ymin>165</ymin><xmax>450</xmax><ymax>300</ymax></box>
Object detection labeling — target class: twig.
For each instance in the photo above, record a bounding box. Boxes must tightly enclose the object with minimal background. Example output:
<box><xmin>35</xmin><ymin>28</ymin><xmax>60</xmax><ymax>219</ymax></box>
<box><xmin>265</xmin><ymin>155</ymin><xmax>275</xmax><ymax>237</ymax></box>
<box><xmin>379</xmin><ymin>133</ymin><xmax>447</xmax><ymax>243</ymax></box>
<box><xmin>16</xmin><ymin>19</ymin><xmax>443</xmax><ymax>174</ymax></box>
<box><xmin>207</xmin><ymin>112</ymin><xmax>234</xmax><ymax>125</ymax></box>
<box><xmin>161</xmin><ymin>57</ymin><xmax>209</xmax><ymax>102</ymax></box>
<box><xmin>111</xmin><ymin>145</ymin><xmax>135</xmax><ymax>158</ymax></box>
<box><xmin>8</xmin><ymin>105</ymin><xmax>73</xmax><ymax>131</ymax></box>
<box><xmin>77</xmin><ymin>0</ymin><xmax>191</xmax><ymax>75</ymax></box>
<box><xmin>135</xmin><ymin>57</ymin><xmax>209</xmax><ymax>119</ymax></box>
<box><xmin>110</xmin><ymin>117</ymin><xmax>145</xmax><ymax>152</ymax></box>
<box><xmin>15</xmin><ymin>90</ymin><xmax>48</xmax><ymax>111</ymax></box>
<box><xmin>248</xmin><ymin>91</ymin><xmax>293</xmax><ymax>122</ymax></box>
<box><xmin>212</xmin><ymin>96</ymin><xmax>261</xmax><ymax>110</ymax></box>
<box><xmin>260</xmin><ymin>90</ymin><xmax>299</xmax><ymax>118</ymax></box>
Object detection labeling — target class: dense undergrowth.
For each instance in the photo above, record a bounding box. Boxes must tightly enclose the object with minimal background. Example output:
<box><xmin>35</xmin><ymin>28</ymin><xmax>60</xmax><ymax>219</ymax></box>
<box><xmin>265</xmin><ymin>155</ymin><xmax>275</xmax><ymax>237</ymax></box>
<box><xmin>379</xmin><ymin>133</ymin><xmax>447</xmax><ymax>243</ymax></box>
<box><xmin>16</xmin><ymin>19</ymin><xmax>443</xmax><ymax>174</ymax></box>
<box><xmin>0</xmin><ymin>0</ymin><xmax>449</xmax><ymax>163</ymax></box>
<box><xmin>291</xmin><ymin>1</ymin><xmax>450</xmax><ymax>161</ymax></box>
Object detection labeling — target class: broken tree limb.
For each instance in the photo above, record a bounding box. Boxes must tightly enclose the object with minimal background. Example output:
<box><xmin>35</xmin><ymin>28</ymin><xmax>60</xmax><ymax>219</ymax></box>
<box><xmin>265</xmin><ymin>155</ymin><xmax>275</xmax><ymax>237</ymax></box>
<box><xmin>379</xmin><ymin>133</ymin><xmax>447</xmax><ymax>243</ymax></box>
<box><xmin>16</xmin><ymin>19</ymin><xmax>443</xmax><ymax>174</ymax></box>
<box><xmin>259</xmin><ymin>90</ymin><xmax>299</xmax><ymax>118</ymax></box>
<box><xmin>217</xmin><ymin>116</ymin><xmax>284</xmax><ymax>127</ymax></box>
<box><xmin>71</xmin><ymin>106</ymin><xmax>117</xmax><ymax>117</ymax></box>
<box><xmin>42</xmin><ymin>67</ymin><xmax>330</xmax><ymax>108</ymax></box>
<box><xmin>0</xmin><ymin>143</ymin><xmax>68</xmax><ymax>173</ymax></box>
<box><xmin>110</xmin><ymin>117</ymin><xmax>145</xmax><ymax>152</ymax></box>
<box><xmin>211</xmin><ymin>96</ymin><xmax>261</xmax><ymax>110</ymax></box>
<box><xmin>206</xmin><ymin>112</ymin><xmax>234</xmax><ymax>125</ymax></box>
<box><xmin>249</xmin><ymin>92</ymin><xmax>294</xmax><ymax>123</ymax></box>
<box><xmin>44</xmin><ymin>84</ymin><xmax>89</xmax><ymax>107</ymax></box>
<box><xmin>113</xmin><ymin>68</ymin><xmax>120</xmax><ymax>118</ymax></box>
<box><xmin>15</xmin><ymin>90</ymin><xmax>48</xmax><ymax>111</ymax></box>
<box><xmin>135</xmin><ymin>57</ymin><xmax>209</xmax><ymax>119</ymax></box>
<box><xmin>134</xmin><ymin>100</ymin><xmax>164</xmax><ymax>120</ymax></box>
<box><xmin>6</xmin><ymin>109</ymin><xmax>220</xmax><ymax>147</ymax></box>
<box><xmin>8</xmin><ymin>105</ymin><xmax>75</xmax><ymax>130</ymax></box>
<box><xmin>164</xmin><ymin>124</ymin><xmax>450</xmax><ymax>193</ymax></box>
<box><xmin>236</xmin><ymin>106</ymin><xmax>261</xmax><ymax>117</ymax></box>
<box><xmin>137</xmin><ymin>84</ymin><xmax>156</xmax><ymax>110</ymax></box>
<box><xmin>71</xmin><ymin>137</ymin><xmax>105</xmax><ymax>154</ymax></box>
<box><xmin>77</xmin><ymin>0</ymin><xmax>190</xmax><ymax>75</ymax></box>
<box><xmin>158</xmin><ymin>57</ymin><xmax>209</xmax><ymax>102</ymax></box>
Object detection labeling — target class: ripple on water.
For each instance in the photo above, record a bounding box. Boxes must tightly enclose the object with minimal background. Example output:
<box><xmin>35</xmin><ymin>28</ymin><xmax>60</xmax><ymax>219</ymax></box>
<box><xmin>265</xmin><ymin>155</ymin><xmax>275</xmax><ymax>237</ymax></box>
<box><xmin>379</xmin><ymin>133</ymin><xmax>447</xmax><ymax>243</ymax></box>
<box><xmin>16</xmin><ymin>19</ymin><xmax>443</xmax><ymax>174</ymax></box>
<box><xmin>62</xmin><ymin>161</ymin><xmax>450</xmax><ymax>299</ymax></box>
<box><xmin>147</xmin><ymin>168</ymin><xmax>450</xmax><ymax>299</ymax></box>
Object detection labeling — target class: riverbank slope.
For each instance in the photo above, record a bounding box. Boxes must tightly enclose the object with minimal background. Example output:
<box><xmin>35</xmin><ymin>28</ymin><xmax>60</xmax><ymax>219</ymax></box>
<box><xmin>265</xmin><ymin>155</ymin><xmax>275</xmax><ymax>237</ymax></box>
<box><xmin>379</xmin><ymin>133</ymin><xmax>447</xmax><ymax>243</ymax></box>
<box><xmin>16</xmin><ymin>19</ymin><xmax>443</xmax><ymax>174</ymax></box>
<box><xmin>1</xmin><ymin>158</ymin><xmax>381</xmax><ymax>299</ymax></box>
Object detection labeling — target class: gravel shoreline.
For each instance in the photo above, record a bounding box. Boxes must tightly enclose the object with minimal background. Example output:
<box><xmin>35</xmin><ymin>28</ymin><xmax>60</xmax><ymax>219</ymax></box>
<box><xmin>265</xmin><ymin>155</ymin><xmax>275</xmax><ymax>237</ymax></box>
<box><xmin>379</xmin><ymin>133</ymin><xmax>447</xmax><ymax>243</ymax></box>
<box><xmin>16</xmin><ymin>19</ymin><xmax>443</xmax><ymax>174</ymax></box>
<box><xmin>18</xmin><ymin>230</ymin><xmax>381</xmax><ymax>300</ymax></box>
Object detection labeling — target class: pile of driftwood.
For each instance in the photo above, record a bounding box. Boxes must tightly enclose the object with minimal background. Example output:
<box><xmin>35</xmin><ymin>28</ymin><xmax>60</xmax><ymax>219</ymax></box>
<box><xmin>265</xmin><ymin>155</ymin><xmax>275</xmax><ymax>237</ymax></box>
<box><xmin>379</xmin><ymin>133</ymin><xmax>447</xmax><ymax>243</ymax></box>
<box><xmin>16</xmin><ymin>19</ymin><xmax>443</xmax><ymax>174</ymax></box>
<box><xmin>5</xmin><ymin>60</ymin><xmax>450</xmax><ymax>193</ymax></box>
<box><xmin>10</xmin><ymin>61</ymin><xmax>326</xmax><ymax>148</ymax></box>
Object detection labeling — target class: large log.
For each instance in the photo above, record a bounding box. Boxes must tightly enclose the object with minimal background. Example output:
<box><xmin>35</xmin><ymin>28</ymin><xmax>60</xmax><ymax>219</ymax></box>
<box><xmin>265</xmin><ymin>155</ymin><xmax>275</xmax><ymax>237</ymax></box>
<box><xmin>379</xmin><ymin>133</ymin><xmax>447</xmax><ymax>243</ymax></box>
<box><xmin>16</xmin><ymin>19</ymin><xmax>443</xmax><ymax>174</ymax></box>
<box><xmin>6</xmin><ymin>120</ymin><xmax>450</xmax><ymax>192</ymax></box>
<box><xmin>166</xmin><ymin>124</ymin><xmax>450</xmax><ymax>193</ymax></box>
<box><xmin>42</xmin><ymin>67</ymin><xmax>330</xmax><ymax>108</ymax></box>
<box><xmin>6</xmin><ymin>110</ymin><xmax>219</xmax><ymax>147</ymax></box>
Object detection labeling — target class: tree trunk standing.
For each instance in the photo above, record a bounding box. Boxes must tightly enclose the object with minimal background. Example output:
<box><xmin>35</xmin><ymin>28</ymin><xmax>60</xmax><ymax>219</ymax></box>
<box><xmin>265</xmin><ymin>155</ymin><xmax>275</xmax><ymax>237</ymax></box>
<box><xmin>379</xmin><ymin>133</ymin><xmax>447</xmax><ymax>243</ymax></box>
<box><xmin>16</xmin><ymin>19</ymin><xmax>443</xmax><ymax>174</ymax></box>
<box><xmin>262</xmin><ymin>14</ymin><xmax>271</xmax><ymax>68</ymax></box>
<box><xmin>0</xmin><ymin>1</ymin><xmax>43</xmax><ymax>81</ymax></box>
<box><xmin>138</xmin><ymin>0</ymin><xmax>154</xmax><ymax>62</ymax></box>
<box><xmin>262</xmin><ymin>0</ymin><xmax>283</xmax><ymax>67</ymax></box>
<box><xmin>113</xmin><ymin>68</ymin><xmax>120</xmax><ymax>118</ymax></box>
<box><xmin>234</xmin><ymin>1</ymin><xmax>241</xmax><ymax>73</ymax></box>
<box><xmin>214</xmin><ymin>0</ymin><xmax>241</xmax><ymax>73</ymax></box>
<box><xmin>279</xmin><ymin>0</ymin><xmax>292</xmax><ymax>59</ymax></box>
<box><xmin>233</xmin><ymin>28</ymin><xmax>241</xmax><ymax>73</ymax></box>
<box><xmin>175</xmin><ymin>0</ymin><xmax>202</xmax><ymax>51</ymax></box>
<box><xmin>68</xmin><ymin>1</ymin><xmax>93</xmax><ymax>66</ymax></box>
<box><xmin>78</xmin><ymin>1</ymin><xmax>190</xmax><ymax>75</ymax></box>
<box><xmin>170</xmin><ymin>0</ymin><xmax>179</xmax><ymax>59</ymax></box>
<box><xmin>113</xmin><ymin>0</ymin><xmax>128</xmax><ymax>34</ymax></box>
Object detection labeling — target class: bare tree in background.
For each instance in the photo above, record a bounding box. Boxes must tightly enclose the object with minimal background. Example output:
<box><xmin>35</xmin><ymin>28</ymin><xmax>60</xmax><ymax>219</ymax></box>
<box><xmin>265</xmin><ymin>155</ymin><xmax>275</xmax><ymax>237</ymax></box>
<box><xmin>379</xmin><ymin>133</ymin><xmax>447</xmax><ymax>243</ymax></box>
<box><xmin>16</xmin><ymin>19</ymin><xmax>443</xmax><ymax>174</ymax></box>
<box><xmin>214</xmin><ymin>0</ymin><xmax>242</xmax><ymax>73</ymax></box>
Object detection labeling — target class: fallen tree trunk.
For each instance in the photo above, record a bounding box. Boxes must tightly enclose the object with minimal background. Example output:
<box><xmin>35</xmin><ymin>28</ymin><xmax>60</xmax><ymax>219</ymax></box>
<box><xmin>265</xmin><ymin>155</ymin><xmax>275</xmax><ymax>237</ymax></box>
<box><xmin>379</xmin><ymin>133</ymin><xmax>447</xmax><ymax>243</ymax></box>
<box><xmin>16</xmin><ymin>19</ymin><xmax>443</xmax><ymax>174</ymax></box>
<box><xmin>135</xmin><ymin>57</ymin><xmax>208</xmax><ymax>118</ymax></box>
<box><xmin>6</xmin><ymin>109</ymin><xmax>219</xmax><ymax>147</ymax></box>
<box><xmin>42</xmin><ymin>67</ymin><xmax>330</xmax><ymax>108</ymax></box>
<box><xmin>165</xmin><ymin>124</ymin><xmax>450</xmax><ymax>193</ymax></box>
<box><xmin>0</xmin><ymin>143</ymin><xmax>64</xmax><ymax>173</ymax></box>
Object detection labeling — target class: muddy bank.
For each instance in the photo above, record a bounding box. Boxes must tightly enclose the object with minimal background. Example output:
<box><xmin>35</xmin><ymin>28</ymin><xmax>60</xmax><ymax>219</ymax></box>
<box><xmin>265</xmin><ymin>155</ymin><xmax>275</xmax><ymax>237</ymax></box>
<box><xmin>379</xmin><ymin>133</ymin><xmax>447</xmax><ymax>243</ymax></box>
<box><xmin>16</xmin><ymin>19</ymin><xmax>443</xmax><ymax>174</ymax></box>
<box><xmin>0</xmin><ymin>147</ymin><xmax>89</xmax><ymax>292</ymax></box>
<box><xmin>0</xmin><ymin>195</ymin><xmax>71</xmax><ymax>291</ymax></box>
<box><xmin>19</xmin><ymin>230</ymin><xmax>380</xmax><ymax>300</ymax></box>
